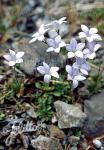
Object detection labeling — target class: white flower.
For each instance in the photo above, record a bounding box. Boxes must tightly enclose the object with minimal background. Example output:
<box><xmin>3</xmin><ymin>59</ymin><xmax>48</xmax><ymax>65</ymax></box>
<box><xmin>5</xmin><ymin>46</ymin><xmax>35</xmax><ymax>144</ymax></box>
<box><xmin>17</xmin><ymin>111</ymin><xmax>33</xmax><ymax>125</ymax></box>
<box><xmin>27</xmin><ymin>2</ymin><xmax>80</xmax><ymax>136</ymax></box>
<box><xmin>73</xmin><ymin>57</ymin><xmax>91</xmax><ymax>75</ymax></box>
<box><xmin>79</xmin><ymin>24</ymin><xmax>102</xmax><ymax>42</ymax></box>
<box><xmin>46</xmin><ymin>35</ymin><xmax>66</xmax><ymax>53</ymax></box>
<box><xmin>3</xmin><ymin>49</ymin><xmax>24</xmax><ymax>66</ymax></box>
<box><xmin>37</xmin><ymin>62</ymin><xmax>59</xmax><ymax>83</ymax></box>
<box><xmin>83</xmin><ymin>41</ymin><xmax>101</xmax><ymax>59</ymax></box>
<box><xmin>66</xmin><ymin>38</ymin><xmax>85</xmax><ymax>58</ymax></box>
<box><xmin>45</xmin><ymin>17</ymin><xmax>67</xmax><ymax>30</ymax></box>
<box><xmin>66</xmin><ymin>65</ymin><xmax>86</xmax><ymax>88</ymax></box>
<box><xmin>29</xmin><ymin>24</ymin><xmax>48</xmax><ymax>43</ymax></box>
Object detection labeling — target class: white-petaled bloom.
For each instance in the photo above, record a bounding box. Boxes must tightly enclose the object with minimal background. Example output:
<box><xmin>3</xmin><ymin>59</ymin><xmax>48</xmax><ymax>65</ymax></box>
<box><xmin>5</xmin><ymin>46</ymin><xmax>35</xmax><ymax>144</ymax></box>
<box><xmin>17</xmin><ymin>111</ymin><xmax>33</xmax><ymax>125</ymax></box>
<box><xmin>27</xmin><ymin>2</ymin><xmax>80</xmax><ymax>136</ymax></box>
<box><xmin>45</xmin><ymin>17</ymin><xmax>67</xmax><ymax>30</ymax></box>
<box><xmin>79</xmin><ymin>25</ymin><xmax>102</xmax><ymax>42</ymax></box>
<box><xmin>3</xmin><ymin>49</ymin><xmax>24</xmax><ymax>66</ymax></box>
<box><xmin>73</xmin><ymin>57</ymin><xmax>91</xmax><ymax>75</ymax></box>
<box><xmin>66</xmin><ymin>65</ymin><xmax>86</xmax><ymax>88</ymax></box>
<box><xmin>66</xmin><ymin>38</ymin><xmax>85</xmax><ymax>58</ymax></box>
<box><xmin>29</xmin><ymin>24</ymin><xmax>48</xmax><ymax>43</ymax></box>
<box><xmin>46</xmin><ymin>35</ymin><xmax>66</xmax><ymax>53</ymax></box>
<box><xmin>37</xmin><ymin>62</ymin><xmax>59</xmax><ymax>83</ymax></box>
<box><xmin>83</xmin><ymin>41</ymin><xmax>101</xmax><ymax>59</ymax></box>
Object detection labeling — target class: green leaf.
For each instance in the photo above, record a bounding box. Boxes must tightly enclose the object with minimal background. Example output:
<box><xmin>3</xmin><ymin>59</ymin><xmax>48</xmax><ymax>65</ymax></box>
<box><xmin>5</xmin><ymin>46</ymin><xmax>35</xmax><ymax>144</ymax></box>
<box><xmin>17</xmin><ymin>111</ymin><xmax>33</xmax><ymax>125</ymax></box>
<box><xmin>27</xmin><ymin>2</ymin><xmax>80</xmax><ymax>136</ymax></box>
<box><xmin>35</xmin><ymin>82</ymin><xmax>41</xmax><ymax>89</ymax></box>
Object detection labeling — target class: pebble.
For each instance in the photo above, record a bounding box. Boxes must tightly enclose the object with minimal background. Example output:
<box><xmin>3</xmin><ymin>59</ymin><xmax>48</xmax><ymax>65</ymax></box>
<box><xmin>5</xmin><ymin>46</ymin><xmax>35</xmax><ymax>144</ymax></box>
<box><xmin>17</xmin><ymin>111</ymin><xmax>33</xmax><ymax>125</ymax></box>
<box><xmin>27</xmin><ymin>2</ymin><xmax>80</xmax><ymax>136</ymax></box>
<box><xmin>93</xmin><ymin>139</ymin><xmax>102</xmax><ymax>149</ymax></box>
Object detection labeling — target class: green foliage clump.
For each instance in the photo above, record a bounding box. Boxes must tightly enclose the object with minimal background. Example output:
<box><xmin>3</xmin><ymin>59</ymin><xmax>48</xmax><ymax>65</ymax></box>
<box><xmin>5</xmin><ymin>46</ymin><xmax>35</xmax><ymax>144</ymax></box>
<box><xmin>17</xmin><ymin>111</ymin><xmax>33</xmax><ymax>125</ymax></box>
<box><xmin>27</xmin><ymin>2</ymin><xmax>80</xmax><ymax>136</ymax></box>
<box><xmin>34</xmin><ymin>81</ymin><xmax>72</xmax><ymax>121</ymax></box>
<box><xmin>0</xmin><ymin>112</ymin><xmax>5</xmax><ymax>121</ymax></box>
<box><xmin>87</xmin><ymin>73</ymin><xmax>104</xmax><ymax>94</ymax></box>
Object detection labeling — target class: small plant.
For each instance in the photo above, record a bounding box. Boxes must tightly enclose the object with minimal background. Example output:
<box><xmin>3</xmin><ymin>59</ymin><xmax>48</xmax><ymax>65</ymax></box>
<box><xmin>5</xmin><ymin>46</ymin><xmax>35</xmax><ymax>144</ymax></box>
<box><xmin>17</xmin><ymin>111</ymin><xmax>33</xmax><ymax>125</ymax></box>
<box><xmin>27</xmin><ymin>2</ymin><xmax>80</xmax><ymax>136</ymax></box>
<box><xmin>2</xmin><ymin>17</ymin><xmax>102</xmax><ymax>122</ymax></box>
<box><xmin>87</xmin><ymin>68</ymin><xmax>104</xmax><ymax>94</ymax></box>
<box><xmin>37</xmin><ymin>93</ymin><xmax>53</xmax><ymax>122</ymax></box>
<box><xmin>0</xmin><ymin>111</ymin><xmax>5</xmax><ymax>121</ymax></box>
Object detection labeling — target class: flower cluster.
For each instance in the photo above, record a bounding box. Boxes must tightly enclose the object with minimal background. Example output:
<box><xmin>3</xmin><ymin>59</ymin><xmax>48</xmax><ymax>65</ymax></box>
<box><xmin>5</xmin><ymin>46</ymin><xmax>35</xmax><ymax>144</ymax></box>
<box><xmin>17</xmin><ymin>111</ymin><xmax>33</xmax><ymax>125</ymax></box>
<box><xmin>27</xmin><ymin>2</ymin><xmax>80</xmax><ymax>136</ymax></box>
<box><xmin>4</xmin><ymin>18</ymin><xmax>102</xmax><ymax>89</ymax></box>
<box><xmin>3</xmin><ymin>49</ymin><xmax>24</xmax><ymax>66</ymax></box>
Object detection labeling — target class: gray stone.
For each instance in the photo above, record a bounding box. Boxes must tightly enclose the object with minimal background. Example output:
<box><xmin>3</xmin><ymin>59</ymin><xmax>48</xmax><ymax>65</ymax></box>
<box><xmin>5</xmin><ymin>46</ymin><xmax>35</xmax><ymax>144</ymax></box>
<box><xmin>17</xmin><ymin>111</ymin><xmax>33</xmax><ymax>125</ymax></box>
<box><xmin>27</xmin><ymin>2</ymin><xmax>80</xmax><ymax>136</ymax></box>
<box><xmin>93</xmin><ymin>139</ymin><xmax>102</xmax><ymax>149</ymax></box>
<box><xmin>70</xmin><ymin>146</ymin><xmax>78</xmax><ymax>150</ymax></box>
<box><xmin>31</xmin><ymin>135</ymin><xmax>63</xmax><ymax>150</ymax></box>
<box><xmin>69</xmin><ymin>136</ymin><xmax>80</xmax><ymax>146</ymax></box>
<box><xmin>23</xmin><ymin>103</ymin><xmax>37</xmax><ymax>118</ymax></box>
<box><xmin>54</xmin><ymin>101</ymin><xmax>87</xmax><ymax>129</ymax></box>
<box><xmin>48</xmin><ymin>125</ymin><xmax>65</xmax><ymax>139</ymax></box>
<box><xmin>84</xmin><ymin>90</ymin><xmax>104</xmax><ymax>137</ymax></box>
<box><xmin>13</xmin><ymin>38</ymin><xmax>65</xmax><ymax>75</ymax></box>
<box><xmin>45</xmin><ymin>0</ymin><xmax>104</xmax><ymax>17</ymax></box>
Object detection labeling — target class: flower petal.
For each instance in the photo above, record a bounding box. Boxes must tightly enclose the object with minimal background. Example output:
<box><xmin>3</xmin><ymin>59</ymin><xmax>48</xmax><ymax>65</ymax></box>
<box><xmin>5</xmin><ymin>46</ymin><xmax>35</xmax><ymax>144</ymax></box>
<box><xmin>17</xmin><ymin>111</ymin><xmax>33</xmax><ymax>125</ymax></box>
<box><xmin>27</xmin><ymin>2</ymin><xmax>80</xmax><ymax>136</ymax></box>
<box><xmin>88</xmin><ymin>52</ymin><xmax>96</xmax><ymax>59</ymax></box>
<box><xmin>37</xmin><ymin>66</ymin><xmax>45</xmax><ymax>74</ymax></box>
<box><xmin>79</xmin><ymin>32</ymin><xmax>86</xmax><ymax>38</ymax></box>
<box><xmin>59</xmin><ymin>17</ymin><xmax>67</xmax><ymax>24</ymax></box>
<box><xmin>75</xmin><ymin>75</ymin><xmax>86</xmax><ymax>81</ymax></box>
<box><xmin>38</xmin><ymin>35</ymin><xmax>44</xmax><ymax>41</ymax></box>
<box><xmin>66</xmin><ymin>65</ymin><xmax>72</xmax><ymax>73</ymax></box>
<box><xmin>44</xmin><ymin>74</ymin><xmax>51</xmax><ymax>83</ymax></box>
<box><xmin>76</xmin><ymin>43</ymin><xmax>85</xmax><ymax>51</ymax></box>
<box><xmin>55</xmin><ymin>35</ymin><xmax>61</xmax><ymax>45</ymax></box>
<box><xmin>54</xmin><ymin>47</ymin><xmax>60</xmax><ymax>53</ymax></box>
<box><xmin>9</xmin><ymin>49</ymin><xmax>15</xmax><ymax>56</ymax></box>
<box><xmin>70</xmin><ymin>38</ymin><xmax>77</xmax><ymax>50</ymax></box>
<box><xmin>51</xmin><ymin>72</ymin><xmax>59</xmax><ymax>78</ymax></box>
<box><xmin>66</xmin><ymin>44</ymin><xmax>71</xmax><ymax>51</ymax></box>
<box><xmin>59</xmin><ymin>41</ymin><xmax>66</xmax><ymax>47</ymax></box>
<box><xmin>89</xmin><ymin>28</ymin><xmax>98</xmax><ymax>34</ymax></box>
<box><xmin>94</xmin><ymin>44</ymin><xmax>101</xmax><ymax>52</ymax></box>
<box><xmin>50</xmin><ymin>67</ymin><xmax>59</xmax><ymax>73</ymax></box>
<box><xmin>73</xmin><ymin>79</ymin><xmax>78</xmax><ymax>88</ymax></box>
<box><xmin>3</xmin><ymin>54</ymin><xmax>11</xmax><ymax>61</ymax></box>
<box><xmin>29</xmin><ymin>37</ymin><xmax>37</xmax><ymax>43</ymax></box>
<box><xmin>67</xmin><ymin>74</ymin><xmax>72</xmax><ymax>80</ymax></box>
<box><xmin>80</xmin><ymin>68</ymin><xmax>88</xmax><ymax>75</ymax></box>
<box><xmin>92</xmin><ymin>34</ymin><xmax>102</xmax><ymax>41</ymax></box>
<box><xmin>16</xmin><ymin>59</ymin><xmax>23</xmax><ymax>63</ymax></box>
<box><xmin>16</xmin><ymin>52</ymin><xmax>24</xmax><ymax>58</ymax></box>
<box><xmin>75</xmin><ymin>51</ymin><xmax>83</xmax><ymax>58</ymax></box>
<box><xmin>47</xmin><ymin>39</ymin><xmax>55</xmax><ymax>47</ymax></box>
<box><xmin>68</xmin><ymin>52</ymin><xmax>75</xmax><ymax>58</ymax></box>
<box><xmin>9</xmin><ymin>61</ymin><xmax>16</xmax><ymax>66</ymax></box>
<box><xmin>43</xmin><ymin>62</ymin><xmax>50</xmax><ymax>70</ymax></box>
<box><xmin>81</xmin><ymin>25</ymin><xmax>89</xmax><ymax>33</ymax></box>
<box><xmin>39</xmin><ymin>24</ymin><xmax>45</xmax><ymax>33</ymax></box>
<box><xmin>46</xmin><ymin>47</ymin><xmax>54</xmax><ymax>52</ymax></box>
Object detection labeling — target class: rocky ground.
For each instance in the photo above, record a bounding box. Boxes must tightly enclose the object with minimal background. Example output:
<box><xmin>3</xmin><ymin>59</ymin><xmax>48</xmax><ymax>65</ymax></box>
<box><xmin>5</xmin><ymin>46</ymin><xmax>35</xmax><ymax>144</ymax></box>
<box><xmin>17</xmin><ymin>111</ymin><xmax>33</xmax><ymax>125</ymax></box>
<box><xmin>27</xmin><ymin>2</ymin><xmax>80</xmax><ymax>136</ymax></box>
<box><xmin>0</xmin><ymin>0</ymin><xmax>104</xmax><ymax>150</ymax></box>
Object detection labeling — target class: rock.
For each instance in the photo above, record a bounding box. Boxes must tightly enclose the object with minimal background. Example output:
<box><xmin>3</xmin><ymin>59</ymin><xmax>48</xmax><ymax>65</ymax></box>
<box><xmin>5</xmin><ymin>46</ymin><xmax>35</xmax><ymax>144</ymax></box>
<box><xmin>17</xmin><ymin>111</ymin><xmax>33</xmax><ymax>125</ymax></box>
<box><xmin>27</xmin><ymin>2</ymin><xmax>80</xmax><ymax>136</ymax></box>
<box><xmin>45</xmin><ymin>0</ymin><xmax>104</xmax><ymax>18</ymax></box>
<box><xmin>69</xmin><ymin>136</ymin><xmax>80</xmax><ymax>146</ymax></box>
<box><xmin>54</xmin><ymin>101</ymin><xmax>87</xmax><ymax>129</ymax></box>
<box><xmin>78</xmin><ymin>87</ymin><xmax>90</xmax><ymax>99</ymax></box>
<box><xmin>93</xmin><ymin>139</ymin><xmax>102</xmax><ymax>149</ymax></box>
<box><xmin>51</xmin><ymin>114</ymin><xmax>57</xmax><ymax>124</ymax></box>
<box><xmin>31</xmin><ymin>135</ymin><xmax>63</xmax><ymax>150</ymax></box>
<box><xmin>13</xmin><ymin>38</ymin><xmax>65</xmax><ymax>75</ymax></box>
<box><xmin>84</xmin><ymin>90</ymin><xmax>104</xmax><ymax>137</ymax></box>
<box><xmin>48</xmin><ymin>125</ymin><xmax>65</xmax><ymax>139</ymax></box>
<box><xmin>70</xmin><ymin>146</ymin><xmax>78</xmax><ymax>150</ymax></box>
<box><xmin>23</xmin><ymin>103</ymin><xmax>37</xmax><ymax>118</ymax></box>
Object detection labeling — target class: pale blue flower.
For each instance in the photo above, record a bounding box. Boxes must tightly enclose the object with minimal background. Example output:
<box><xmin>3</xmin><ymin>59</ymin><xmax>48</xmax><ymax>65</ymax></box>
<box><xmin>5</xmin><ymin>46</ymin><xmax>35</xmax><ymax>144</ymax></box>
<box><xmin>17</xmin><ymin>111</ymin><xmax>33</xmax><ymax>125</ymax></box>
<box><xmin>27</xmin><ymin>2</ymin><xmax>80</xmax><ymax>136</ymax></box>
<box><xmin>73</xmin><ymin>57</ymin><xmax>91</xmax><ymax>75</ymax></box>
<box><xmin>37</xmin><ymin>62</ymin><xmax>59</xmax><ymax>83</ymax></box>
<box><xmin>45</xmin><ymin>17</ymin><xmax>67</xmax><ymax>30</ymax></box>
<box><xmin>46</xmin><ymin>35</ymin><xmax>66</xmax><ymax>53</ymax></box>
<box><xmin>79</xmin><ymin>24</ymin><xmax>102</xmax><ymax>42</ymax></box>
<box><xmin>66</xmin><ymin>38</ymin><xmax>85</xmax><ymax>58</ymax></box>
<box><xmin>83</xmin><ymin>41</ymin><xmax>101</xmax><ymax>59</ymax></box>
<box><xmin>66</xmin><ymin>65</ymin><xmax>86</xmax><ymax>88</ymax></box>
<box><xmin>3</xmin><ymin>49</ymin><xmax>24</xmax><ymax>66</ymax></box>
<box><xmin>29</xmin><ymin>24</ymin><xmax>48</xmax><ymax>43</ymax></box>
